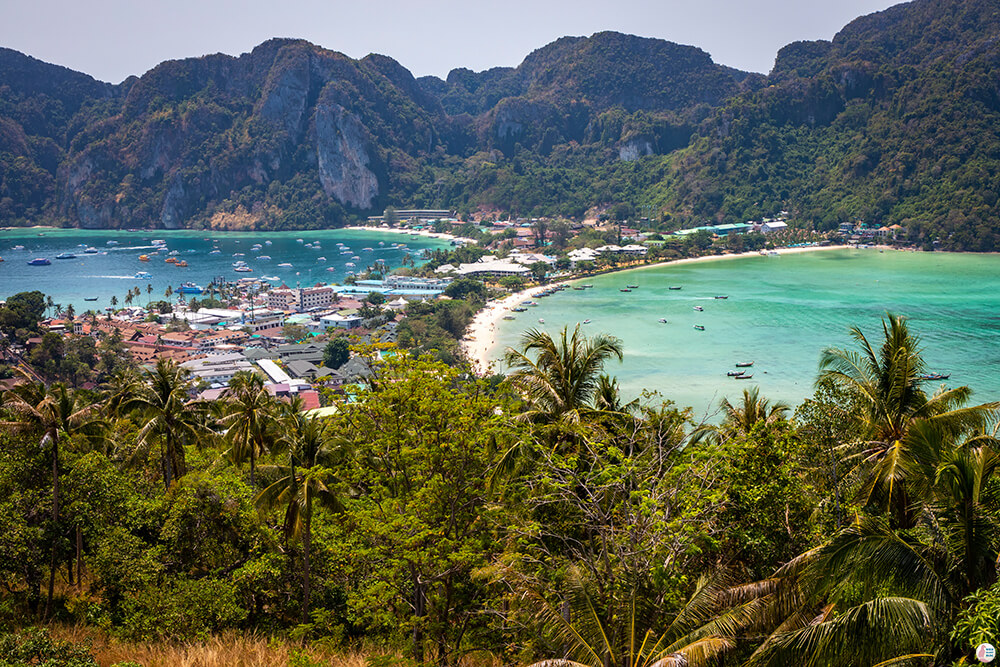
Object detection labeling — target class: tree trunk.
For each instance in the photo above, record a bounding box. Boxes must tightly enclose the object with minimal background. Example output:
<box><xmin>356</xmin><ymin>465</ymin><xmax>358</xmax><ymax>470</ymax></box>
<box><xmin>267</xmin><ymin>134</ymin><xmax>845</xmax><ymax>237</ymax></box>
<box><xmin>301</xmin><ymin>500</ymin><xmax>311</xmax><ymax>624</ymax></box>
<box><xmin>44</xmin><ymin>431</ymin><xmax>60</xmax><ymax>619</ymax></box>
<box><xmin>413</xmin><ymin>570</ymin><xmax>425</xmax><ymax>664</ymax></box>
<box><xmin>76</xmin><ymin>526</ymin><xmax>83</xmax><ymax>586</ymax></box>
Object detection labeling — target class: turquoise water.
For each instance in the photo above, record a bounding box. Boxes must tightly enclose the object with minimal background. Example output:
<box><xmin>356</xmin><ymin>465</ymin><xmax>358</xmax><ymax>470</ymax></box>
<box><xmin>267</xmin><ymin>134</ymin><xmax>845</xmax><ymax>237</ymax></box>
<box><xmin>0</xmin><ymin>228</ymin><xmax>448</xmax><ymax>310</ymax></box>
<box><xmin>489</xmin><ymin>249</ymin><xmax>1000</xmax><ymax>415</ymax></box>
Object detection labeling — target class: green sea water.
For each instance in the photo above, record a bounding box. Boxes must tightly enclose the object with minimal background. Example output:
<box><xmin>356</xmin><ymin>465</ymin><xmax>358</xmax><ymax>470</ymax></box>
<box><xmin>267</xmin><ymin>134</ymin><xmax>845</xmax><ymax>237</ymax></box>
<box><xmin>0</xmin><ymin>228</ymin><xmax>449</xmax><ymax>310</ymax></box>
<box><xmin>488</xmin><ymin>248</ymin><xmax>1000</xmax><ymax>416</ymax></box>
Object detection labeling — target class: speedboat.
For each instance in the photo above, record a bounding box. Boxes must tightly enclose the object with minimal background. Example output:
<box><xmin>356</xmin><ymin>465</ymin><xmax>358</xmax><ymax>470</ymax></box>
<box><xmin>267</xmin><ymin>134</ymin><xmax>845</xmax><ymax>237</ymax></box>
<box><xmin>583</xmin><ymin>319</ymin><xmax>592</xmax><ymax>324</ymax></box>
<box><xmin>538</xmin><ymin>318</ymin><xmax>545</xmax><ymax>324</ymax></box>
<box><xmin>134</xmin><ymin>271</ymin><xmax>152</xmax><ymax>279</ymax></box>
<box><xmin>177</xmin><ymin>282</ymin><xmax>203</xmax><ymax>294</ymax></box>
<box><xmin>316</xmin><ymin>256</ymin><xmax>326</xmax><ymax>261</ymax></box>
<box><xmin>55</xmin><ymin>252</ymin><xmax>77</xmax><ymax>259</ymax></box>
<box><xmin>693</xmin><ymin>306</ymin><xmax>704</xmax><ymax>312</ymax></box>
<box><xmin>658</xmin><ymin>318</ymin><xmax>668</xmax><ymax>323</ymax></box>
<box><xmin>264</xmin><ymin>240</ymin><xmax>272</xmax><ymax>245</ymax></box>
<box><xmin>693</xmin><ymin>325</ymin><xmax>705</xmax><ymax>331</ymax></box>
<box><xmin>345</xmin><ymin>262</ymin><xmax>355</xmax><ymax>267</ymax></box>
<box><xmin>106</xmin><ymin>240</ymin><xmax>119</xmax><ymax>246</ymax></box>
<box><xmin>83</xmin><ymin>247</ymin><xmax>99</xmax><ymax>254</ymax></box>
<box><xmin>27</xmin><ymin>257</ymin><xmax>51</xmax><ymax>265</ymax></box>
<box><xmin>234</xmin><ymin>265</ymin><xmax>253</xmax><ymax>273</ymax></box>
<box><xmin>12</xmin><ymin>245</ymin><xmax>25</xmax><ymax>250</ymax></box>
<box><xmin>233</xmin><ymin>252</ymin><xmax>245</xmax><ymax>257</ymax></box>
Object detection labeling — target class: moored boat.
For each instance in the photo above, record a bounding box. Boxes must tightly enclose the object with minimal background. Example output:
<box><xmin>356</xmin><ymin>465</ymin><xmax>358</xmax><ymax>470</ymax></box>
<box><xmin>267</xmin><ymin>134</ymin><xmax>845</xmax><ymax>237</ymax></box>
<box><xmin>177</xmin><ymin>282</ymin><xmax>203</xmax><ymax>294</ymax></box>
<box><xmin>27</xmin><ymin>257</ymin><xmax>51</xmax><ymax>265</ymax></box>
<box><xmin>693</xmin><ymin>325</ymin><xmax>705</xmax><ymax>331</ymax></box>
<box><xmin>138</xmin><ymin>254</ymin><xmax>149</xmax><ymax>261</ymax></box>
<box><xmin>714</xmin><ymin>295</ymin><xmax>729</xmax><ymax>299</ymax></box>
<box><xmin>668</xmin><ymin>286</ymin><xmax>682</xmax><ymax>290</ymax></box>
<box><xmin>734</xmin><ymin>373</ymin><xmax>753</xmax><ymax>379</ymax></box>
<box><xmin>735</xmin><ymin>361</ymin><xmax>754</xmax><ymax>368</ymax></box>
<box><xmin>583</xmin><ymin>319</ymin><xmax>592</xmax><ymax>324</ymax></box>
<box><xmin>620</xmin><ymin>288</ymin><xmax>631</xmax><ymax>292</ymax></box>
<box><xmin>920</xmin><ymin>373</ymin><xmax>951</xmax><ymax>381</ymax></box>
<box><xmin>727</xmin><ymin>370</ymin><xmax>746</xmax><ymax>377</ymax></box>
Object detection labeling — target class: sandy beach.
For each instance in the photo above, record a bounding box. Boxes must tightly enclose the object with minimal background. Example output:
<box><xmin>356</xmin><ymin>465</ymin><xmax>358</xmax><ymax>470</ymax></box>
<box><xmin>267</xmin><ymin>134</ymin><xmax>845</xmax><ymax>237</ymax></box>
<box><xmin>460</xmin><ymin>244</ymin><xmax>854</xmax><ymax>373</ymax></box>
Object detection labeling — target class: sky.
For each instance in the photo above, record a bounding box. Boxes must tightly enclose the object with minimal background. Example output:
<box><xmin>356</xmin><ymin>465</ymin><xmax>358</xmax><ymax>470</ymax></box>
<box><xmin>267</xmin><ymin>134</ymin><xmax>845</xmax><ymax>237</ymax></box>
<box><xmin>3</xmin><ymin>0</ymin><xmax>904</xmax><ymax>84</ymax></box>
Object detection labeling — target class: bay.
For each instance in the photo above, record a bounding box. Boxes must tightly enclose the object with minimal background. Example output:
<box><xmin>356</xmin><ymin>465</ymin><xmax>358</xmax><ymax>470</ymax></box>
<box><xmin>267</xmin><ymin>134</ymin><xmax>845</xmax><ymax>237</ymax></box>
<box><xmin>489</xmin><ymin>248</ymin><xmax>1000</xmax><ymax>416</ymax></box>
<box><xmin>0</xmin><ymin>228</ymin><xmax>448</xmax><ymax>311</ymax></box>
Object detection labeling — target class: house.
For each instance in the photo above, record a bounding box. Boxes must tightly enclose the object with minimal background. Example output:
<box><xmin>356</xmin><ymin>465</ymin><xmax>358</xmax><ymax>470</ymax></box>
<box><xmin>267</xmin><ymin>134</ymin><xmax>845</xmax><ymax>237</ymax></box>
<box><xmin>181</xmin><ymin>352</ymin><xmax>253</xmax><ymax>386</ymax></box>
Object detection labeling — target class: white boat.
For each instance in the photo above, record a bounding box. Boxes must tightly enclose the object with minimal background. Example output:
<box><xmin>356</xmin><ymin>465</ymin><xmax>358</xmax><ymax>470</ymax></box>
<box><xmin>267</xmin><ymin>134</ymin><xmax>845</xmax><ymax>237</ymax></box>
<box><xmin>296</xmin><ymin>238</ymin><xmax>304</xmax><ymax>243</ymax></box>
<box><xmin>209</xmin><ymin>249</ymin><xmax>221</xmax><ymax>255</ymax></box>
<box><xmin>233</xmin><ymin>252</ymin><xmax>245</xmax><ymax>257</ymax></box>
<box><xmin>326</xmin><ymin>267</ymin><xmax>336</xmax><ymax>272</ymax></box>
<box><xmin>658</xmin><ymin>318</ymin><xmax>668</xmax><ymax>323</ymax></box>
<box><xmin>264</xmin><ymin>240</ymin><xmax>272</xmax><ymax>245</ymax></box>
<box><xmin>345</xmin><ymin>262</ymin><xmax>355</xmax><ymax>267</ymax></box>
<box><xmin>257</xmin><ymin>255</ymin><xmax>271</xmax><ymax>261</ymax></box>
<box><xmin>317</xmin><ymin>256</ymin><xmax>326</xmax><ymax>261</ymax></box>
<box><xmin>583</xmin><ymin>319</ymin><xmax>592</xmax><ymax>324</ymax></box>
<box><xmin>106</xmin><ymin>240</ymin><xmax>119</xmax><ymax>246</ymax></box>
<box><xmin>538</xmin><ymin>318</ymin><xmax>545</xmax><ymax>323</ymax></box>
<box><xmin>261</xmin><ymin>275</ymin><xmax>280</xmax><ymax>281</ymax></box>
<box><xmin>234</xmin><ymin>265</ymin><xmax>253</xmax><ymax>272</ymax></box>
<box><xmin>134</xmin><ymin>271</ymin><xmax>152</xmax><ymax>279</ymax></box>
<box><xmin>278</xmin><ymin>262</ymin><xmax>293</xmax><ymax>267</ymax></box>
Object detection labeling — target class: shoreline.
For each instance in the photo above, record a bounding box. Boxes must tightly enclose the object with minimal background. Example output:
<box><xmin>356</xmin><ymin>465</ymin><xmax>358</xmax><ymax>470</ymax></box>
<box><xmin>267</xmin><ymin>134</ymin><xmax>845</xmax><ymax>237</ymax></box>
<box><xmin>460</xmin><ymin>244</ymin><xmax>854</xmax><ymax>374</ymax></box>
<box><xmin>342</xmin><ymin>225</ymin><xmax>477</xmax><ymax>245</ymax></box>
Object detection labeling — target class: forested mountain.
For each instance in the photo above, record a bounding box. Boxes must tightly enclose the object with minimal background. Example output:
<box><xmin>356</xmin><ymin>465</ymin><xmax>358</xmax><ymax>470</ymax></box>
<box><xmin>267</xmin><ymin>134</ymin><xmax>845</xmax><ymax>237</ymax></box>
<box><xmin>1</xmin><ymin>0</ymin><xmax>999</xmax><ymax>249</ymax></box>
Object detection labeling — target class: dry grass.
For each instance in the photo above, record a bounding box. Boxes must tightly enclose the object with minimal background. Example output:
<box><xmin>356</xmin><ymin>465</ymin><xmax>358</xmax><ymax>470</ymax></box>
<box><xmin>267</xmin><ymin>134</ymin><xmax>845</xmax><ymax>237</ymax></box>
<box><xmin>45</xmin><ymin>625</ymin><xmax>373</xmax><ymax>667</ymax></box>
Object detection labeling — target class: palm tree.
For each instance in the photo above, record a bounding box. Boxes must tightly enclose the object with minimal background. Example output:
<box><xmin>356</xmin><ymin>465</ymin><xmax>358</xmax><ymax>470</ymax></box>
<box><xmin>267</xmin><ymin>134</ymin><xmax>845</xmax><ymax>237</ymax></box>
<box><xmin>254</xmin><ymin>405</ymin><xmax>342</xmax><ymax>620</ymax></box>
<box><xmin>1</xmin><ymin>379</ymin><xmax>105</xmax><ymax>617</ymax></box>
<box><xmin>818</xmin><ymin>313</ymin><xmax>998</xmax><ymax>521</ymax></box>
<box><xmin>218</xmin><ymin>371</ymin><xmax>276</xmax><ymax>485</ymax></box>
<box><xmin>503</xmin><ymin>325</ymin><xmax>624</xmax><ymax>426</ymax></box>
<box><xmin>524</xmin><ymin>568</ymin><xmax>753</xmax><ymax>667</ymax></box>
<box><xmin>126</xmin><ymin>358</ymin><xmax>208</xmax><ymax>490</ymax></box>
<box><xmin>690</xmin><ymin>387</ymin><xmax>790</xmax><ymax>445</ymax></box>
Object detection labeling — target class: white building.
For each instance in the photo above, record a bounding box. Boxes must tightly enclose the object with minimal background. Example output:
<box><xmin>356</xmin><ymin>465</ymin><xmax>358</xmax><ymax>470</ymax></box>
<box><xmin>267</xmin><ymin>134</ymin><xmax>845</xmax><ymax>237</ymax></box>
<box><xmin>182</xmin><ymin>352</ymin><xmax>254</xmax><ymax>386</ymax></box>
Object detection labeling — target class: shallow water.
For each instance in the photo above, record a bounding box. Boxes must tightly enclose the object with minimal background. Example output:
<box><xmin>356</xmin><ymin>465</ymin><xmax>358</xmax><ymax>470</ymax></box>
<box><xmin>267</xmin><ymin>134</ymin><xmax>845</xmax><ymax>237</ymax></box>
<box><xmin>489</xmin><ymin>249</ymin><xmax>1000</xmax><ymax>415</ymax></box>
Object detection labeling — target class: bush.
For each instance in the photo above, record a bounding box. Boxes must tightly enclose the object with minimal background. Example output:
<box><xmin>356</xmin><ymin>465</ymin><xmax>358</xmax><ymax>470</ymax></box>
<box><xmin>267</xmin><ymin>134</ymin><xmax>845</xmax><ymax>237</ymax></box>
<box><xmin>0</xmin><ymin>627</ymin><xmax>97</xmax><ymax>666</ymax></box>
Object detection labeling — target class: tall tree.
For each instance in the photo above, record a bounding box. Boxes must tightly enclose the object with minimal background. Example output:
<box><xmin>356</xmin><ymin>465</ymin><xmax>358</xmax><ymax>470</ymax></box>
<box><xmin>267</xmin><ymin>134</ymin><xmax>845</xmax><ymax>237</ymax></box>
<box><xmin>218</xmin><ymin>370</ymin><xmax>276</xmax><ymax>485</ymax></box>
<box><xmin>254</xmin><ymin>405</ymin><xmax>341</xmax><ymax>621</ymax></box>
<box><xmin>0</xmin><ymin>379</ymin><xmax>105</xmax><ymax>617</ymax></box>
<box><xmin>127</xmin><ymin>358</ymin><xmax>208</xmax><ymax>490</ymax></box>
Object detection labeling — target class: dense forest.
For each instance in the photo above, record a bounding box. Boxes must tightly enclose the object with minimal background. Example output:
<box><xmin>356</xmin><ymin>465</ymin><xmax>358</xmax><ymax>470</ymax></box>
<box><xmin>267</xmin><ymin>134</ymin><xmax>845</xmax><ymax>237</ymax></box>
<box><xmin>2</xmin><ymin>0</ymin><xmax>1000</xmax><ymax>249</ymax></box>
<box><xmin>2</xmin><ymin>312</ymin><xmax>1000</xmax><ymax>665</ymax></box>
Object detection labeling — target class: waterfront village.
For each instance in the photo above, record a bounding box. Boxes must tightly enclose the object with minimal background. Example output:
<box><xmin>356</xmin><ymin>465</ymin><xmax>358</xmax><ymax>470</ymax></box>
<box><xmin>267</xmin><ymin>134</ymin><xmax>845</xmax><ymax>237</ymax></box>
<box><xmin>0</xmin><ymin>208</ymin><xmax>906</xmax><ymax>412</ymax></box>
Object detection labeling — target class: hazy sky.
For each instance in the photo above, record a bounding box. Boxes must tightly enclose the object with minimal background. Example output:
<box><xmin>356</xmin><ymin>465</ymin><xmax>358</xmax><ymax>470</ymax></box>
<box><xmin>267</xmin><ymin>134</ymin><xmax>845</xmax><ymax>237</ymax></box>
<box><xmin>3</xmin><ymin>0</ymin><xmax>903</xmax><ymax>84</ymax></box>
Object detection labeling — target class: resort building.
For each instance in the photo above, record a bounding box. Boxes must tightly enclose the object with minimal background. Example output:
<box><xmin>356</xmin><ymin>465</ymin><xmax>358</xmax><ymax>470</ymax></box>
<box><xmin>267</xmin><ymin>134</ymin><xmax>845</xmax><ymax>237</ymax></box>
<box><xmin>181</xmin><ymin>352</ymin><xmax>254</xmax><ymax>387</ymax></box>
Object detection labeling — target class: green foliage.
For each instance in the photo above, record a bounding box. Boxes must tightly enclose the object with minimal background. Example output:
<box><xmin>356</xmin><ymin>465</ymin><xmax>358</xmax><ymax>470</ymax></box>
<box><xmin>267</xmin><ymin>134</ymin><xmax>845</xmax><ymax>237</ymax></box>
<box><xmin>442</xmin><ymin>277</ymin><xmax>487</xmax><ymax>302</ymax></box>
<box><xmin>0</xmin><ymin>627</ymin><xmax>97</xmax><ymax>667</ymax></box>
<box><xmin>322</xmin><ymin>337</ymin><xmax>351</xmax><ymax>370</ymax></box>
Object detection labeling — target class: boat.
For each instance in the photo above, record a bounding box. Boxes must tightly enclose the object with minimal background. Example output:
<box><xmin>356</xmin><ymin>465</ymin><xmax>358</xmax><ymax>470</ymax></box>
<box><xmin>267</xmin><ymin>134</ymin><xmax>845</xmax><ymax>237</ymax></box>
<box><xmin>12</xmin><ymin>245</ymin><xmax>24</xmax><ymax>250</ymax></box>
<box><xmin>165</xmin><ymin>257</ymin><xmax>177</xmax><ymax>264</ymax></box>
<box><xmin>693</xmin><ymin>306</ymin><xmax>704</xmax><ymax>311</ymax></box>
<box><xmin>326</xmin><ymin>267</ymin><xmax>336</xmax><ymax>272</ymax></box>
<box><xmin>139</xmin><ymin>254</ymin><xmax>149</xmax><ymax>261</ymax></box>
<box><xmin>262</xmin><ymin>275</ymin><xmax>280</xmax><ymax>281</ymax></box>
<box><xmin>538</xmin><ymin>318</ymin><xmax>545</xmax><ymax>324</ymax></box>
<box><xmin>503</xmin><ymin>315</ymin><xmax>516</xmax><ymax>321</ymax></box>
<box><xmin>234</xmin><ymin>266</ymin><xmax>253</xmax><ymax>273</ymax></box>
<box><xmin>106</xmin><ymin>240</ymin><xmax>119</xmax><ymax>246</ymax></box>
<box><xmin>734</xmin><ymin>374</ymin><xmax>753</xmax><ymax>379</ymax></box>
<box><xmin>345</xmin><ymin>262</ymin><xmax>355</xmax><ymax>267</ymax></box>
<box><xmin>658</xmin><ymin>318</ymin><xmax>668</xmax><ymax>323</ymax></box>
<box><xmin>151</xmin><ymin>239</ymin><xmax>166</xmax><ymax>246</ymax></box>
<box><xmin>27</xmin><ymin>258</ymin><xmax>51</xmax><ymax>265</ymax></box>
<box><xmin>296</xmin><ymin>238</ymin><xmax>304</xmax><ymax>243</ymax></box>
<box><xmin>233</xmin><ymin>252</ymin><xmax>245</xmax><ymax>257</ymax></box>
<box><xmin>512</xmin><ymin>307</ymin><xmax>527</xmax><ymax>312</ymax></box>
<box><xmin>524</xmin><ymin>301</ymin><xmax>538</xmax><ymax>307</ymax></box>
<box><xmin>176</xmin><ymin>282</ymin><xmax>203</xmax><ymax>294</ymax></box>
<box><xmin>83</xmin><ymin>247</ymin><xmax>99</xmax><ymax>254</ymax></box>
<box><xmin>735</xmin><ymin>361</ymin><xmax>754</xmax><ymax>368</ymax></box>
<box><xmin>668</xmin><ymin>286</ymin><xmax>682</xmax><ymax>290</ymax></box>
<box><xmin>727</xmin><ymin>370</ymin><xmax>747</xmax><ymax>377</ymax></box>
<box><xmin>583</xmin><ymin>319</ymin><xmax>592</xmax><ymax>324</ymax></box>
<box><xmin>620</xmin><ymin>288</ymin><xmax>632</xmax><ymax>293</ymax></box>
<box><xmin>278</xmin><ymin>263</ymin><xmax>293</xmax><ymax>267</ymax></box>
<box><xmin>920</xmin><ymin>373</ymin><xmax>951</xmax><ymax>381</ymax></box>
<box><xmin>209</xmin><ymin>249</ymin><xmax>221</xmax><ymax>255</ymax></box>
<box><xmin>264</xmin><ymin>240</ymin><xmax>272</xmax><ymax>246</ymax></box>
<box><xmin>257</xmin><ymin>255</ymin><xmax>271</xmax><ymax>261</ymax></box>
<box><xmin>55</xmin><ymin>252</ymin><xmax>77</xmax><ymax>259</ymax></box>
<box><xmin>582</xmin><ymin>284</ymin><xmax>593</xmax><ymax>289</ymax></box>
<box><xmin>351</xmin><ymin>255</ymin><xmax>361</xmax><ymax>260</ymax></box>
<box><xmin>168</xmin><ymin>250</ymin><xmax>180</xmax><ymax>256</ymax></box>
<box><xmin>362</xmin><ymin>247</ymin><xmax>373</xmax><ymax>251</ymax></box>
<box><xmin>175</xmin><ymin>260</ymin><xmax>188</xmax><ymax>267</ymax></box>
<box><xmin>134</xmin><ymin>271</ymin><xmax>152</xmax><ymax>279</ymax></box>
<box><xmin>84</xmin><ymin>297</ymin><xmax>98</xmax><ymax>301</ymax></box>
<box><xmin>693</xmin><ymin>325</ymin><xmax>705</xmax><ymax>331</ymax></box>
<box><xmin>317</xmin><ymin>256</ymin><xmax>327</xmax><ymax>261</ymax></box>
<box><xmin>627</xmin><ymin>284</ymin><xmax>639</xmax><ymax>289</ymax></box>
<box><xmin>714</xmin><ymin>295</ymin><xmax>729</xmax><ymax>299</ymax></box>
<box><xmin>573</xmin><ymin>286</ymin><xmax>586</xmax><ymax>290</ymax></box>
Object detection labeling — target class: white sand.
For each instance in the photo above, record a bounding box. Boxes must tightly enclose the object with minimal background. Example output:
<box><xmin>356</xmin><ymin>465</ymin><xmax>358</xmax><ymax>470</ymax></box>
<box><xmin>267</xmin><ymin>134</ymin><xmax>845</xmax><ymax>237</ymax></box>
<box><xmin>461</xmin><ymin>244</ymin><xmax>854</xmax><ymax>373</ymax></box>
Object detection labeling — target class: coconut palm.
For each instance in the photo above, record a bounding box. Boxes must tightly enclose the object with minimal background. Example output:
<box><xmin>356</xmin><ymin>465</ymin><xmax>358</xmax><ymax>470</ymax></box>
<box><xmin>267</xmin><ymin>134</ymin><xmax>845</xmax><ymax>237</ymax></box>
<box><xmin>524</xmin><ymin>568</ymin><xmax>761</xmax><ymax>667</ymax></box>
<box><xmin>690</xmin><ymin>387</ymin><xmax>790</xmax><ymax>445</ymax></box>
<box><xmin>818</xmin><ymin>313</ymin><xmax>998</xmax><ymax>521</ymax></box>
<box><xmin>255</xmin><ymin>405</ymin><xmax>342</xmax><ymax>620</ymax></box>
<box><xmin>126</xmin><ymin>358</ymin><xmax>209</xmax><ymax>490</ymax></box>
<box><xmin>218</xmin><ymin>370</ymin><xmax>276</xmax><ymax>485</ymax></box>
<box><xmin>503</xmin><ymin>325</ymin><xmax>624</xmax><ymax>426</ymax></box>
<box><xmin>0</xmin><ymin>379</ymin><xmax>106</xmax><ymax>617</ymax></box>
